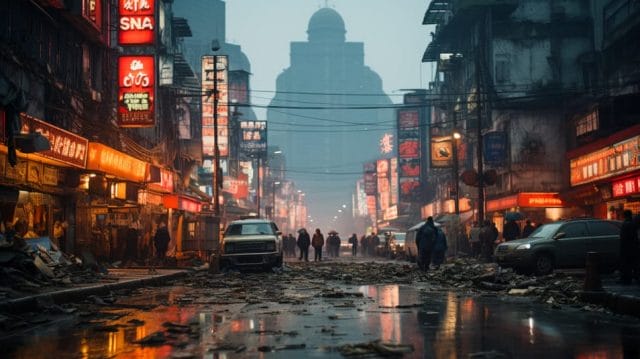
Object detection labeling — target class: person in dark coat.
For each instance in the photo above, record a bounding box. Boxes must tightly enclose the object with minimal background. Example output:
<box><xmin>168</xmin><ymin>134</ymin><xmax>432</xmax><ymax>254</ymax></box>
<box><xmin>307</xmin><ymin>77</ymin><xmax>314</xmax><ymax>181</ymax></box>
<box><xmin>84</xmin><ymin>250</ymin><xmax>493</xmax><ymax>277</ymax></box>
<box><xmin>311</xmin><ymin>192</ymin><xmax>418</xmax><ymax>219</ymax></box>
<box><xmin>521</xmin><ymin>219</ymin><xmax>535</xmax><ymax>238</ymax></box>
<box><xmin>503</xmin><ymin>219</ymin><xmax>520</xmax><ymax>242</ymax></box>
<box><xmin>349</xmin><ymin>233</ymin><xmax>358</xmax><ymax>256</ymax></box>
<box><xmin>619</xmin><ymin>210</ymin><xmax>638</xmax><ymax>285</ymax></box>
<box><xmin>153</xmin><ymin>221</ymin><xmax>170</xmax><ymax>266</ymax></box>
<box><xmin>432</xmin><ymin>225</ymin><xmax>448</xmax><ymax>268</ymax></box>
<box><xmin>417</xmin><ymin>217</ymin><xmax>436</xmax><ymax>271</ymax></box>
<box><xmin>479</xmin><ymin>220</ymin><xmax>495</xmax><ymax>262</ymax></box>
<box><xmin>297</xmin><ymin>228</ymin><xmax>310</xmax><ymax>261</ymax></box>
<box><xmin>312</xmin><ymin>228</ymin><xmax>324</xmax><ymax>261</ymax></box>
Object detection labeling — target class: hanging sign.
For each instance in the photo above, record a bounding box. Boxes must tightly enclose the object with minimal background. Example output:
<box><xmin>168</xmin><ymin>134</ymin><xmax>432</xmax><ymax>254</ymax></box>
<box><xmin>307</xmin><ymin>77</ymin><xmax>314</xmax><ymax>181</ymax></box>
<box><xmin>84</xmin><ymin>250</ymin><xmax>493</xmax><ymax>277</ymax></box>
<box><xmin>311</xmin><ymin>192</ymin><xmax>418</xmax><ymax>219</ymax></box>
<box><xmin>118</xmin><ymin>55</ymin><xmax>155</xmax><ymax>127</ymax></box>
<box><xmin>119</xmin><ymin>0</ymin><xmax>155</xmax><ymax>45</ymax></box>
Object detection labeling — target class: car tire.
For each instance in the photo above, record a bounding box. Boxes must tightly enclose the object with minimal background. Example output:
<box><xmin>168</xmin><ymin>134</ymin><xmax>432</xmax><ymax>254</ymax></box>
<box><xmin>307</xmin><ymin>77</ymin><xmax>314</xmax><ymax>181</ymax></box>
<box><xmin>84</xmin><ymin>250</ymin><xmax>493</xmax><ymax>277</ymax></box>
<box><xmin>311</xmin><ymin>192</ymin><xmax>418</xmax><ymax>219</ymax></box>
<box><xmin>533</xmin><ymin>253</ymin><xmax>554</xmax><ymax>276</ymax></box>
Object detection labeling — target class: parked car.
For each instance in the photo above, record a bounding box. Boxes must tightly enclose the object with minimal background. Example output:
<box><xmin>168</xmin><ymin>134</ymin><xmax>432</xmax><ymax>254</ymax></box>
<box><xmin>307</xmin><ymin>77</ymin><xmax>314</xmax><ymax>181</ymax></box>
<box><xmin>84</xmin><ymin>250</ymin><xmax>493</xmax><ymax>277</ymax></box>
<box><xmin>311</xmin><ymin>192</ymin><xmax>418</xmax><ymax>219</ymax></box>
<box><xmin>389</xmin><ymin>232</ymin><xmax>407</xmax><ymax>259</ymax></box>
<box><xmin>494</xmin><ymin>218</ymin><xmax>621</xmax><ymax>275</ymax></box>
<box><xmin>220</xmin><ymin>219</ymin><xmax>283</xmax><ymax>271</ymax></box>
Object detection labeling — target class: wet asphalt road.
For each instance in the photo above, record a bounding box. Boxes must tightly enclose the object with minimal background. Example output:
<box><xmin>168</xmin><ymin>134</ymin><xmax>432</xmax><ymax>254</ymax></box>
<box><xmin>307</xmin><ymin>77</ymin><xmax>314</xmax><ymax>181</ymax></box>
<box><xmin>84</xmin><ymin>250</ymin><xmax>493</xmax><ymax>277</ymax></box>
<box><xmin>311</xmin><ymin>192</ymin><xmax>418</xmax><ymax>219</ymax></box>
<box><xmin>3</xmin><ymin>257</ymin><xmax>640</xmax><ymax>358</ymax></box>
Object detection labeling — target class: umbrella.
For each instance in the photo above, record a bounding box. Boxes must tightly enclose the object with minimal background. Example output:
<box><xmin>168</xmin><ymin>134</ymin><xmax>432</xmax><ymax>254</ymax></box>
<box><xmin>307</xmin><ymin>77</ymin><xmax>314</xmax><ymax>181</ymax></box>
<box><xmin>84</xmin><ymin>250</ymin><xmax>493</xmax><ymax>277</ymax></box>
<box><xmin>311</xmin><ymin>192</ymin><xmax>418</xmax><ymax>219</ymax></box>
<box><xmin>505</xmin><ymin>211</ymin><xmax>524</xmax><ymax>221</ymax></box>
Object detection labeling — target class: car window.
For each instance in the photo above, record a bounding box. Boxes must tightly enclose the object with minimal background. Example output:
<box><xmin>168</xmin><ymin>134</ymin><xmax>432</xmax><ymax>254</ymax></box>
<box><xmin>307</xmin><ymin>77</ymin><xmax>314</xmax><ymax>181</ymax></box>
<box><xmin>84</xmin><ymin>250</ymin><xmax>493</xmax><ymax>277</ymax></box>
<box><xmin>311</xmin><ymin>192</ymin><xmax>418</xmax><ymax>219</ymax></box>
<box><xmin>271</xmin><ymin>223</ymin><xmax>280</xmax><ymax>233</ymax></box>
<box><xmin>559</xmin><ymin>222</ymin><xmax>588</xmax><ymax>237</ymax></box>
<box><xmin>529</xmin><ymin>223</ymin><xmax>562</xmax><ymax>238</ymax></box>
<box><xmin>225</xmin><ymin>223</ymin><xmax>274</xmax><ymax>235</ymax></box>
<box><xmin>588</xmin><ymin>221</ymin><xmax>621</xmax><ymax>236</ymax></box>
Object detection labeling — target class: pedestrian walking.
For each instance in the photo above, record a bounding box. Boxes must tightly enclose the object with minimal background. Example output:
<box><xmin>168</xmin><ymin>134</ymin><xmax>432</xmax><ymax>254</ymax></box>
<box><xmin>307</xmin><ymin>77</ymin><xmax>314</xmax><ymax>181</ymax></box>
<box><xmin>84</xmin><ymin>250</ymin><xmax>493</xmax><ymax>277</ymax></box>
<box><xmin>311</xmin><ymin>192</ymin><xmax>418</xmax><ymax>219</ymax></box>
<box><xmin>297</xmin><ymin>228</ymin><xmax>310</xmax><ymax>261</ymax></box>
<box><xmin>362</xmin><ymin>234</ymin><xmax>369</xmax><ymax>257</ymax></box>
<box><xmin>327</xmin><ymin>230</ymin><xmax>340</xmax><ymax>257</ymax></box>
<box><xmin>521</xmin><ymin>219</ymin><xmax>535</xmax><ymax>238</ymax></box>
<box><xmin>417</xmin><ymin>217</ymin><xmax>436</xmax><ymax>271</ymax></box>
<box><xmin>349</xmin><ymin>233</ymin><xmax>358</xmax><ymax>256</ymax></box>
<box><xmin>503</xmin><ymin>219</ymin><xmax>520</xmax><ymax>242</ymax></box>
<box><xmin>432</xmin><ymin>224</ymin><xmax>448</xmax><ymax>268</ymax></box>
<box><xmin>619</xmin><ymin>210</ymin><xmax>638</xmax><ymax>285</ymax></box>
<box><xmin>312</xmin><ymin>228</ymin><xmax>324</xmax><ymax>261</ymax></box>
<box><xmin>369</xmin><ymin>232</ymin><xmax>380</xmax><ymax>257</ymax></box>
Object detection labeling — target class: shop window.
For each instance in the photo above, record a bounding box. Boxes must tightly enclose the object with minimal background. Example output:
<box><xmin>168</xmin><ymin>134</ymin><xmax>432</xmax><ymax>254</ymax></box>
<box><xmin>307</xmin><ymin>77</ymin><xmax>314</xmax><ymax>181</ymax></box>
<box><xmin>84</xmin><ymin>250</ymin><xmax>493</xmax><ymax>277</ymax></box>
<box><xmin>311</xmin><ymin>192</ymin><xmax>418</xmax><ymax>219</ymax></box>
<box><xmin>576</xmin><ymin>111</ymin><xmax>599</xmax><ymax>137</ymax></box>
<box><xmin>495</xmin><ymin>55</ymin><xmax>511</xmax><ymax>84</ymax></box>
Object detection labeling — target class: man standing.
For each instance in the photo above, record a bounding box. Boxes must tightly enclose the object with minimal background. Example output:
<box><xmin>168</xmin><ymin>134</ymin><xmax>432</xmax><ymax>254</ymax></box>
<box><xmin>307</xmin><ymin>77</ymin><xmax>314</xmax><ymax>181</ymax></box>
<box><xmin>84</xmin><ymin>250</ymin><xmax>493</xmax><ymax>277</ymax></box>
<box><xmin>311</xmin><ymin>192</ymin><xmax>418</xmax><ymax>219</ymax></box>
<box><xmin>349</xmin><ymin>233</ymin><xmax>358</xmax><ymax>257</ymax></box>
<box><xmin>522</xmin><ymin>220</ymin><xmax>535</xmax><ymax>238</ymax></box>
<box><xmin>297</xmin><ymin>228</ymin><xmax>310</xmax><ymax>262</ymax></box>
<box><xmin>152</xmin><ymin>220</ymin><xmax>170</xmax><ymax>271</ymax></box>
<box><xmin>468</xmin><ymin>221</ymin><xmax>481</xmax><ymax>258</ymax></box>
<box><xmin>312</xmin><ymin>228</ymin><xmax>325</xmax><ymax>261</ymax></box>
<box><xmin>417</xmin><ymin>217</ymin><xmax>436</xmax><ymax>271</ymax></box>
<box><xmin>503</xmin><ymin>219</ymin><xmax>520</xmax><ymax>242</ymax></box>
<box><xmin>619</xmin><ymin>210</ymin><xmax>638</xmax><ymax>285</ymax></box>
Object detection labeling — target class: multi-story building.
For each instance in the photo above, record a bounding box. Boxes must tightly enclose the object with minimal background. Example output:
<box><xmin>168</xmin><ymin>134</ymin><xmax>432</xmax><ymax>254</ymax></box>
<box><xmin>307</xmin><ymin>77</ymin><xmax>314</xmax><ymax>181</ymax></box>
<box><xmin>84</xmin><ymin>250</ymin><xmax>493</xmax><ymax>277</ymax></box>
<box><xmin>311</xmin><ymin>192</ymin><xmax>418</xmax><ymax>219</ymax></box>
<box><xmin>422</xmin><ymin>0</ymin><xmax>595</xmax><ymax>232</ymax></box>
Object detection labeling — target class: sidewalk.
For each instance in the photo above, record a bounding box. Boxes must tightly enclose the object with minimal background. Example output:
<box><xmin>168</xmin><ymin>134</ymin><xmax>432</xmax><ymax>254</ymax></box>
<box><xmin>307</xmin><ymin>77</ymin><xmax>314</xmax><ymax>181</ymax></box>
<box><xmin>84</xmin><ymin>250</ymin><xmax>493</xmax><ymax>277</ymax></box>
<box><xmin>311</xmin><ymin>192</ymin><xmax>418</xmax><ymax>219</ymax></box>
<box><xmin>0</xmin><ymin>266</ymin><xmax>206</xmax><ymax>314</ymax></box>
<box><xmin>582</xmin><ymin>274</ymin><xmax>640</xmax><ymax>317</ymax></box>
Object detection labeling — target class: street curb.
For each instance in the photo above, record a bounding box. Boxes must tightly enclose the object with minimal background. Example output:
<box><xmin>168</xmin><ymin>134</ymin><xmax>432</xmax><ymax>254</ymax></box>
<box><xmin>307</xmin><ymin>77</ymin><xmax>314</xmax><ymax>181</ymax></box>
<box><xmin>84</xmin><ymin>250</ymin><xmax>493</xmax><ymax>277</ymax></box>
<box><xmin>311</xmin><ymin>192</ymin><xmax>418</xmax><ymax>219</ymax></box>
<box><xmin>579</xmin><ymin>290</ymin><xmax>640</xmax><ymax>318</ymax></box>
<box><xmin>0</xmin><ymin>268</ymin><xmax>202</xmax><ymax>314</ymax></box>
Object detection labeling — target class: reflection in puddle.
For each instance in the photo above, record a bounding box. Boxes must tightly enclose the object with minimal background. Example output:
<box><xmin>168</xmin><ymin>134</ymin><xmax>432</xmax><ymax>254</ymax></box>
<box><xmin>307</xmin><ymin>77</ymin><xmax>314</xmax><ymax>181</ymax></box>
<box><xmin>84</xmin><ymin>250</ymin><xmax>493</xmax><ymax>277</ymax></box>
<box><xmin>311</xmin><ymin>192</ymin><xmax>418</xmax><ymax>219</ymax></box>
<box><xmin>4</xmin><ymin>284</ymin><xmax>640</xmax><ymax>358</ymax></box>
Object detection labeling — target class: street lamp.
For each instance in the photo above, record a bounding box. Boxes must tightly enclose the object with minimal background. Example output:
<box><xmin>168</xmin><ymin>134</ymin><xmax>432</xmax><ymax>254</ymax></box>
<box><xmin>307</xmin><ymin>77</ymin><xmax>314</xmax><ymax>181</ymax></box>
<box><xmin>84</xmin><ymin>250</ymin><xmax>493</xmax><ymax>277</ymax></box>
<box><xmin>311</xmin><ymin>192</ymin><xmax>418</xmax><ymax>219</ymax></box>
<box><xmin>452</xmin><ymin>130</ymin><xmax>462</xmax><ymax>215</ymax></box>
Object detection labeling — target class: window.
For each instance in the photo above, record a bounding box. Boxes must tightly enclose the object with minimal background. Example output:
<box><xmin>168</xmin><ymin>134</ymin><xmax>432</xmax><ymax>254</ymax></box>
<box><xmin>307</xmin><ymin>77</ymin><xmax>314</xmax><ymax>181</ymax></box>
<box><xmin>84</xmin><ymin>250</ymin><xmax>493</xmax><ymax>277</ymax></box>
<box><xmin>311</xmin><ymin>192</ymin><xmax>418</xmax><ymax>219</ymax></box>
<box><xmin>225</xmin><ymin>223</ymin><xmax>275</xmax><ymax>236</ymax></box>
<box><xmin>588</xmin><ymin>221</ymin><xmax>620</xmax><ymax>236</ymax></box>
<box><xmin>576</xmin><ymin>110</ymin><xmax>599</xmax><ymax>136</ymax></box>
<box><xmin>495</xmin><ymin>56</ymin><xmax>511</xmax><ymax>84</ymax></box>
<box><xmin>559</xmin><ymin>222</ymin><xmax>588</xmax><ymax>238</ymax></box>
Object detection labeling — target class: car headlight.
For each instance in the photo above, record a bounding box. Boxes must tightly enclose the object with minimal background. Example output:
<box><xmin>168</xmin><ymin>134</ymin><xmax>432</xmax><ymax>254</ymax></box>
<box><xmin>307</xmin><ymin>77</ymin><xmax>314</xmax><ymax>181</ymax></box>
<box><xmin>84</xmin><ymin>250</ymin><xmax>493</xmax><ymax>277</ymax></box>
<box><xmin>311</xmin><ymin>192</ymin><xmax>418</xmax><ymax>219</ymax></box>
<box><xmin>265</xmin><ymin>241</ymin><xmax>276</xmax><ymax>251</ymax></box>
<box><xmin>516</xmin><ymin>243</ymin><xmax>531</xmax><ymax>250</ymax></box>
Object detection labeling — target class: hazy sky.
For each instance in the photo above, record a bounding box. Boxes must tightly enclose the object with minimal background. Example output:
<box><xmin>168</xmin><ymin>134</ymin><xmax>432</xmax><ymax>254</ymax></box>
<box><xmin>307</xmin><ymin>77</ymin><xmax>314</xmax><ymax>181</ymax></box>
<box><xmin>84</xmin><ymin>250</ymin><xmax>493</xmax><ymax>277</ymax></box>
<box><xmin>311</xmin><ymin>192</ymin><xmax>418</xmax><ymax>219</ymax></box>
<box><xmin>225</xmin><ymin>0</ymin><xmax>435</xmax><ymax>119</ymax></box>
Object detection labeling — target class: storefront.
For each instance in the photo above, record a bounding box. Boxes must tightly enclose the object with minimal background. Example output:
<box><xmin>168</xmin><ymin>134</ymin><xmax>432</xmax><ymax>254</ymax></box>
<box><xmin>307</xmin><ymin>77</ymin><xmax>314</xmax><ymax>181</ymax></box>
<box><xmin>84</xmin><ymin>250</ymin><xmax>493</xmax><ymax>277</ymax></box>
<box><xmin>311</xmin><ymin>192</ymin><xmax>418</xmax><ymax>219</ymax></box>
<box><xmin>162</xmin><ymin>193</ymin><xmax>213</xmax><ymax>258</ymax></box>
<box><xmin>0</xmin><ymin>113</ymin><xmax>89</xmax><ymax>253</ymax></box>
<box><xmin>485</xmin><ymin>192</ymin><xmax>570</xmax><ymax>237</ymax></box>
<box><xmin>565</xmin><ymin>126</ymin><xmax>640</xmax><ymax>219</ymax></box>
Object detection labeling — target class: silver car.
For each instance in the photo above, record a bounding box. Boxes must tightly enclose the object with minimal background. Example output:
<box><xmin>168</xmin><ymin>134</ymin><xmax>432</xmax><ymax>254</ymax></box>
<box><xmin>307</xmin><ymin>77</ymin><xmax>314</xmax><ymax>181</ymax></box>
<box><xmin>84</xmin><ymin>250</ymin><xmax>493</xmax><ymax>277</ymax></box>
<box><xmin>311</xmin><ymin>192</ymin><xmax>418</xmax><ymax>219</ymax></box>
<box><xmin>220</xmin><ymin>219</ymin><xmax>283</xmax><ymax>270</ymax></box>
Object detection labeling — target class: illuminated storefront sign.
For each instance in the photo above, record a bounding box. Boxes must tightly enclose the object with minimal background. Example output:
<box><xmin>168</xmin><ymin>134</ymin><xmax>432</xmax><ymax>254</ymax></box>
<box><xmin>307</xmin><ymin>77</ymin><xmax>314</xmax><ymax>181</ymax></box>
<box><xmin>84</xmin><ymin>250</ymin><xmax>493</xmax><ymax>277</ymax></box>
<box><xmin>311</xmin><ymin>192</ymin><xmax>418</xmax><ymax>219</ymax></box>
<box><xmin>20</xmin><ymin>114</ymin><xmax>88</xmax><ymax>168</ymax></box>
<box><xmin>118</xmin><ymin>56</ymin><xmax>155</xmax><ymax>127</ymax></box>
<box><xmin>201</xmin><ymin>55</ymin><xmax>229</xmax><ymax>158</ymax></box>
<box><xmin>118</xmin><ymin>0</ymin><xmax>155</xmax><ymax>45</ymax></box>
<box><xmin>163</xmin><ymin>194</ymin><xmax>202</xmax><ymax>212</ymax></box>
<box><xmin>612</xmin><ymin>175</ymin><xmax>640</xmax><ymax>197</ymax></box>
<box><xmin>87</xmin><ymin>142</ymin><xmax>148</xmax><ymax>182</ymax></box>
<box><xmin>377</xmin><ymin>159</ymin><xmax>390</xmax><ymax>211</ymax></box>
<box><xmin>383</xmin><ymin>205</ymin><xmax>398</xmax><ymax>221</ymax></box>
<box><xmin>570</xmin><ymin>135</ymin><xmax>640</xmax><ymax>186</ymax></box>
<box><xmin>390</xmin><ymin>158</ymin><xmax>398</xmax><ymax>205</ymax></box>
<box><xmin>486</xmin><ymin>192</ymin><xmax>564</xmax><ymax>212</ymax></box>
<box><xmin>148</xmin><ymin>168</ymin><xmax>174</xmax><ymax>193</ymax></box>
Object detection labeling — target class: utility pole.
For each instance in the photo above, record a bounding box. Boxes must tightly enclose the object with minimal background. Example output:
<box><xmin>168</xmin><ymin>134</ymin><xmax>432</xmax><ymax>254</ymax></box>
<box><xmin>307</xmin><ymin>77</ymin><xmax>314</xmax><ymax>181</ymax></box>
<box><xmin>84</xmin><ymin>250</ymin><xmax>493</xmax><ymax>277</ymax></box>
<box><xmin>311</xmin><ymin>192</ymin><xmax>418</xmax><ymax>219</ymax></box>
<box><xmin>212</xmin><ymin>54</ymin><xmax>221</xmax><ymax>217</ymax></box>
<box><xmin>475</xmin><ymin>47</ymin><xmax>485</xmax><ymax>223</ymax></box>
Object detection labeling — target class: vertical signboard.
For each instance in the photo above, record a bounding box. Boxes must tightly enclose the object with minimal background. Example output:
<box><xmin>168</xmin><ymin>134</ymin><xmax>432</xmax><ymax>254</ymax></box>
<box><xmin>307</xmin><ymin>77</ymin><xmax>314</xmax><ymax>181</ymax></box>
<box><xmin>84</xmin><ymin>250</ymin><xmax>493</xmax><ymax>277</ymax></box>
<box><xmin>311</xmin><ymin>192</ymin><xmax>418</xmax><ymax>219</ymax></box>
<box><xmin>118</xmin><ymin>56</ymin><xmax>155</xmax><ymax>127</ymax></box>
<box><xmin>484</xmin><ymin>131</ymin><xmax>507</xmax><ymax>167</ymax></box>
<box><xmin>397</xmin><ymin>109</ymin><xmax>421</xmax><ymax>202</ymax></box>
<box><xmin>201</xmin><ymin>55</ymin><xmax>229</xmax><ymax>158</ymax></box>
<box><xmin>377</xmin><ymin>159</ymin><xmax>390</xmax><ymax>211</ymax></box>
<box><xmin>363</xmin><ymin>162</ymin><xmax>377</xmax><ymax>196</ymax></box>
<box><xmin>240</xmin><ymin>121</ymin><xmax>267</xmax><ymax>156</ymax></box>
<box><xmin>83</xmin><ymin>0</ymin><xmax>102</xmax><ymax>32</ymax></box>
<box><xmin>118</xmin><ymin>0</ymin><xmax>155</xmax><ymax>45</ymax></box>
<box><xmin>430</xmin><ymin>136</ymin><xmax>453</xmax><ymax>168</ymax></box>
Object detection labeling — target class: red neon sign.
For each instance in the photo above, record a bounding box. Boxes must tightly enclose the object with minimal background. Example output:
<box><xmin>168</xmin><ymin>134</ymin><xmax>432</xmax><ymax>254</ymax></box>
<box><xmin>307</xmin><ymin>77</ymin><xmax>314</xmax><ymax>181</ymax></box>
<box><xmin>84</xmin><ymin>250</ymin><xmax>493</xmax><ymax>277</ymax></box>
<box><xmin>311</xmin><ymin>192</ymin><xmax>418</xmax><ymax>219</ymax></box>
<box><xmin>118</xmin><ymin>56</ymin><xmax>155</xmax><ymax>127</ymax></box>
<box><xmin>613</xmin><ymin>175</ymin><xmax>640</xmax><ymax>197</ymax></box>
<box><xmin>119</xmin><ymin>0</ymin><xmax>155</xmax><ymax>45</ymax></box>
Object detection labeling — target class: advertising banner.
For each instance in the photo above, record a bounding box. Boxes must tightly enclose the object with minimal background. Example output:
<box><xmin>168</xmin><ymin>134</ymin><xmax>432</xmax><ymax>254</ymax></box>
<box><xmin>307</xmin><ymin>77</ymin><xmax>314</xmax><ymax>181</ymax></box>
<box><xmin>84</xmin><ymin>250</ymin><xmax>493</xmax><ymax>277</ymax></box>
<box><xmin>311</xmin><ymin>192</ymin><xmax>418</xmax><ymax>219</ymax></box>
<box><xmin>397</xmin><ymin>109</ymin><xmax>422</xmax><ymax>204</ymax></box>
<box><xmin>570</xmin><ymin>135</ymin><xmax>640</xmax><ymax>186</ymax></box>
<box><xmin>118</xmin><ymin>0</ymin><xmax>155</xmax><ymax>45</ymax></box>
<box><xmin>484</xmin><ymin>131</ymin><xmax>507</xmax><ymax>167</ymax></box>
<box><xmin>240</xmin><ymin>121</ymin><xmax>267</xmax><ymax>156</ymax></box>
<box><xmin>20</xmin><ymin>114</ymin><xmax>89</xmax><ymax>168</ymax></box>
<box><xmin>363</xmin><ymin>162</ymin><xmax>377</xmax><ymax>195</ymax></box>
<box><xmin>83</xmin><ymin>0</ymin><xmax>102</xmax><ymax>32</ymax></box>
<box><xmin>118</xmin><ymin>55</ymin><xmax>155</xmax><ymax>127</ymax></box>
<box><xmin>201</xmin><ymin>55</ymin><xmax>229</xmax><ymax>158</ymax></box>
<box><xmin>430</xmin><ymin>136</ymin><xmax>453</xmax><ymax>168</ymax></box>
<box><xmin>390</xmin><ymin>158</ymin><xmax>398</xmax><ymax>205</ymax></box>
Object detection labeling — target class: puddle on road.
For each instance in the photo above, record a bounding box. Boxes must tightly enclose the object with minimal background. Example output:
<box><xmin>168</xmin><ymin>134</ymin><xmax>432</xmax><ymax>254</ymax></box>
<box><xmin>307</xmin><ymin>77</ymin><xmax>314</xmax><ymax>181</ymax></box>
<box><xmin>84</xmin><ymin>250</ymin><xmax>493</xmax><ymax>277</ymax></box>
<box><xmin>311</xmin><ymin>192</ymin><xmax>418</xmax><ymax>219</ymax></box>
<box><xmin>4</xmin><ymin>284</ymin><xmax>640</xmax><ymax>358</ymax></box>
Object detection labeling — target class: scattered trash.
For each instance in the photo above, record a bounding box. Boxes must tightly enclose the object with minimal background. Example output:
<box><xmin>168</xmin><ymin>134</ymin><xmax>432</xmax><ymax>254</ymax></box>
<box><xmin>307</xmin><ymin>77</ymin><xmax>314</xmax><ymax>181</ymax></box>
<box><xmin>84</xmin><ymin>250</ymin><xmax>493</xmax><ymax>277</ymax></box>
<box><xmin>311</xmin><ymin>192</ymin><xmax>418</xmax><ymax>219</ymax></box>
<box><xmin>339</xmin><ymin>340</ymin><xmax>414</xmax><ymax>357</ymax></box>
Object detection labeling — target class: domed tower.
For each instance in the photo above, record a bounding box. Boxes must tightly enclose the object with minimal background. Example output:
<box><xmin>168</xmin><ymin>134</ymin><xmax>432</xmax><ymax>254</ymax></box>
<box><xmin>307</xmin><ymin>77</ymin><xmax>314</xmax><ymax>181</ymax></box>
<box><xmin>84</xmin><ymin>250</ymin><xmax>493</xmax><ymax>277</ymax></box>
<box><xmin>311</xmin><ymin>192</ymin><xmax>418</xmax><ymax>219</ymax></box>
<box><xmin>268</xmin><ymin>7</ymin><xmax>393</xmax><ymax>229</ymax></box>
<box><xmin>307</xmin><ymin>8</ymin><xmax>346</xmax><ymax>43</ymax></box>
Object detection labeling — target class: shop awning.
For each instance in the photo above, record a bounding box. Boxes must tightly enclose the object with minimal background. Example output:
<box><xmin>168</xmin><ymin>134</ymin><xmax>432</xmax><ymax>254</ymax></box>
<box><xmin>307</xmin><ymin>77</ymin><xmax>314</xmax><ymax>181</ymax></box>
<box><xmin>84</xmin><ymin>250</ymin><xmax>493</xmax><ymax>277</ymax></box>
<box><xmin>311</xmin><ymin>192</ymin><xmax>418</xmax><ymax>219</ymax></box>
<box><xmin>163</xmin><ymin>194</ymin><xmax>202</xmax><ymax>213</ymax></box>
<box><xmin>486</xmin><ymin>192</ymin><xmax>564</xmax><ymax>212</ymax></box>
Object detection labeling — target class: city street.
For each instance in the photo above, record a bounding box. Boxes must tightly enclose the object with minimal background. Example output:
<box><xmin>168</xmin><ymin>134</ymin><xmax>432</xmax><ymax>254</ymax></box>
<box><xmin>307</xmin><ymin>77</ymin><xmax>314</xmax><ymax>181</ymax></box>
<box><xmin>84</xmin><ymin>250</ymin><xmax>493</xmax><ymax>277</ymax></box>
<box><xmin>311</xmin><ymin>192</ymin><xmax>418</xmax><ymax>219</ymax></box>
<box><xmin>3</xmin><ymin>257</ymin><xmax>640</xmax><ymax>358</ymax></box>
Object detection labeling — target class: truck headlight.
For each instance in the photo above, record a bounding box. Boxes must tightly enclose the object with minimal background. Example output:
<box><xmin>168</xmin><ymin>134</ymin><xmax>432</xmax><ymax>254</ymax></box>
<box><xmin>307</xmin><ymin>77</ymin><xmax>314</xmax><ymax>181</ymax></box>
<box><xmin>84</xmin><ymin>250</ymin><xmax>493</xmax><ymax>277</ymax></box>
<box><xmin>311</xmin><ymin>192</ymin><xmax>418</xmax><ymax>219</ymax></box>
<box><xmin>265</xmin><ymin>242</ymin><xmax>276</xmax><ymax>251</ymax></box>
<box><xmin>516</xmin><ymin>243</ymin><xmax>531</xmax><ymax>250</ymax></box>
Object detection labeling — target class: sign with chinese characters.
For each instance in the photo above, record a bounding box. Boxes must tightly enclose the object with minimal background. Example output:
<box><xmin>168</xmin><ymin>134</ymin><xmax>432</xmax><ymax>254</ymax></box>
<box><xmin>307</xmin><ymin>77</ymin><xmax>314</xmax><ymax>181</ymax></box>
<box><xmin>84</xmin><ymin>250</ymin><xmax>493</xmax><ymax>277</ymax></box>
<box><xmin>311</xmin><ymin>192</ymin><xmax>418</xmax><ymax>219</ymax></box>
<box><xmin>223</xmin><ymin>174</ymin><xmax>249</xmax><ymax>199</ymax></box>
<box><xmin>119</xmin><ymin>0</ymin><xmax>155</xmax><ymax>45</ymax></box>
<box><xmin>118</xmin><ymin>56</ymin><xmax>155</xmax><ymax>127</ymax></box>
<box><xmin>20</xmin><ymin>114</ymin><xmax>89</xmax><ymax>168</ymax></box>
<box><xmin>397</xmin><ymin>109</ymin><xmax>421</xmax><ymax>203</ymax></box>
<box><xmin>363</xmin><ymin>162</ymin><xmax>377</xmax><ymax>195</ymax></box>
<box><xmin>377</xmin><ymin>159</ymin><xmax>390</xmax><ymax>211</ymax></box>
<box><xmin>240</xmin><ymin>121</ymin><xmax>267</xmax><ymax>156</ymax></box>
<box><xmin>570</xmin><ymin>135</ymin><xmax>640</xmax><ymax>186</ymax></box>
<box><xmin>380</xmin><ymin>133</ymin><xmax>393</xmax><ymax>154</ymax></box>
<box><xmin>83</xmin><ymin>0</ymin><xmax>102</xmax><ymax>31</ymax></box>
<box><xmin>201</xmin><ymin>55</ymin><xmax>229</xmax><ymax>158</ymax></box>
<box><xmin>390</xmin><ymin>158</ymin><xmax>398</xmax><ymax>205</ymax></box>
<box><xmin>87</xmin><ymin>142</ymin><xmax>148</xmax><ymax>182</ymax></box>
<box><xmin>613</xmin><ymin>175</ymin><xmax>640</xmax><ymax>197</ymax></box>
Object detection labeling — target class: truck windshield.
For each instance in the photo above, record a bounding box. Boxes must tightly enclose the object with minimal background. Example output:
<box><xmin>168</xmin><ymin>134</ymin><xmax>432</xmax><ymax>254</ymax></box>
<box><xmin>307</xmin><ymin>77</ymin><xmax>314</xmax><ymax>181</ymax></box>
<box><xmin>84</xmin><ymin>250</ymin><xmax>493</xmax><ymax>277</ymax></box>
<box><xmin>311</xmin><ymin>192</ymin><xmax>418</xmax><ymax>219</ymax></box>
<box><xmin>225</xmin><ymin>223</ymin><xmax>274</xmax><ymax>236</ymax></box>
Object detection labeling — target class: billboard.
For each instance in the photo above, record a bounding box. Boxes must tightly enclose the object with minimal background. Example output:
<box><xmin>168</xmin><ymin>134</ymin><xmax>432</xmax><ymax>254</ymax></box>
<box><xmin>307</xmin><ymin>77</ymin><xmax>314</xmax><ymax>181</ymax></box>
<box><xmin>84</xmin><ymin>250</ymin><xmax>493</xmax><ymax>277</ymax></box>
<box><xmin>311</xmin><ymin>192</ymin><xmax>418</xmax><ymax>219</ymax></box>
<box><xmin>363</xmin><ymin>162</ymin><xmax>377</xmax><ymax>195</ymax></box>
<box><xmin>240</xmin><ymin>121</ymin><xmax>267</xmax><ymax>156</ymax></box>
<box><xmin>484</xmin><ymin>131</ymin><xmax>507</xmax><ymax>167</ymax></box>
<box><xmin>397</xmin><ymin>109</ymin><xmax>421</xmax><ymax>203</ymax></box>
<box><xmin>118</xmin><ymin>0</ymin><xmax>155</xmax><ymax>45</ymax></box>
<box><xmin>430</xmin><ymin>136</ymin><xmax>453</xmax><ymax>168</ymax></box>
<box><xmin>377</xmin><ymin>159</ymin><xmax>390</xmax><ymax>211</ymax></box>
<box><xmin>201</xmin><ymin>55</ymin><xmax>229</xmax><ymax>158</ymax></box>
<box><xmin>118</xmin><ymin>55</ymin><xmax>155</xmax><ymax>127</ymax></box>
